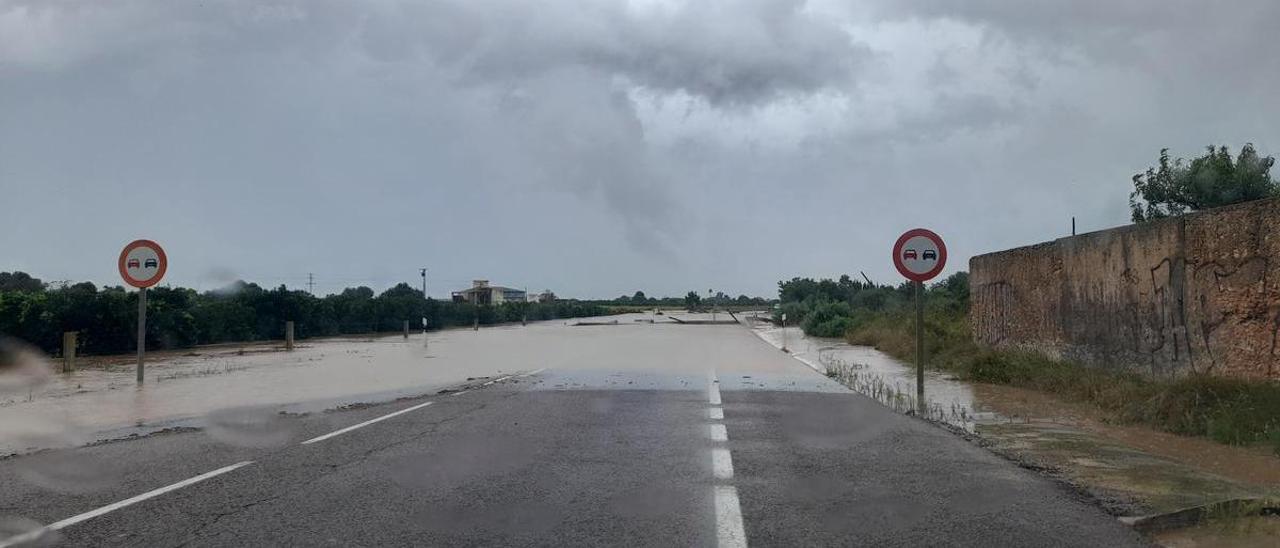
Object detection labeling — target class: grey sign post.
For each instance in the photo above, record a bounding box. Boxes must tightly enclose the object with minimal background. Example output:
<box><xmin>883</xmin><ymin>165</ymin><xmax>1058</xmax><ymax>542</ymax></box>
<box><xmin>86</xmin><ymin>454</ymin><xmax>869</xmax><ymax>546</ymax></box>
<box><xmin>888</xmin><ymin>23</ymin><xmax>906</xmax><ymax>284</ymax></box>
<box><xmin>891</xmin><ymin>228</ymin><xmax>947</xmax><ymax>414</ymax></box>
<box><xmin>119</xmin><ymin>239</ymin><xmax>168</xmax><ymax>385</ymax></box>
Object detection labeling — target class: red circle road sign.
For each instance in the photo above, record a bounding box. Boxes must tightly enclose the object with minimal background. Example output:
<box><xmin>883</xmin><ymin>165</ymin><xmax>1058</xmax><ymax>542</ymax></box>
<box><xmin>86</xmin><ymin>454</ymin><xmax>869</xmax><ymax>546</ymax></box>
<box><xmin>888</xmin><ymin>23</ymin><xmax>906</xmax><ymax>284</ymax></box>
<box><xmin>118</xmin><ymin>239</ymin><xmax>168</xmax><ymax>288</ymax></box>
<box><xmin>892</xmin><ymin>228</ymin><xmax>947</xmax><ymax>282</ymax></box>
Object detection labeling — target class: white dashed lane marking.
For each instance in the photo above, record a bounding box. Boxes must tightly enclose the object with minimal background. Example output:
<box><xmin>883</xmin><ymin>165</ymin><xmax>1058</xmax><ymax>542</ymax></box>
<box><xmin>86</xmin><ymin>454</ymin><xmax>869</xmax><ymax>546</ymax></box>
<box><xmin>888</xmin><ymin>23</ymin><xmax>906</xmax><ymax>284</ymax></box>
<box><xmin>708</xmin><ymin>423</ymin><xmax>728</xmax><ymax>442</ymax></box>
<box><xmin>711</xmin><ymin>448</ymin><xmax>734</xmax><ymax>480</ymax></box>
<box><xmin>714</xmin><ymin>485</ymin><xmax>748</xmax><ymax>548</ymax></box>
<box><xmin>707</xmin><ymin>369</ymin><xmax>746</xmax><ymax>547</ymax></box>
<box><xmin>301</xmin><ymin>401</ymin><xmax>435</xmax><ymax>445</ymax></box>
<box><xmin>0</xmin><ymin>460</ymin><xmax>255</xmax><ymax>547</ymax></box>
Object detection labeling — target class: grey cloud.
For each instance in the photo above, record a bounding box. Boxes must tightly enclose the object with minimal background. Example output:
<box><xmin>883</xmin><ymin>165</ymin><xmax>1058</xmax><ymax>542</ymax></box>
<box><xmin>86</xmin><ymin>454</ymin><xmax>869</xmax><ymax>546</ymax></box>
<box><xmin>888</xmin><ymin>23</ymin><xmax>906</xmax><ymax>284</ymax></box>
<box><xmin>410</xmin><ymin>0</ymin><xmax>869</xmax><ymax>106</ymax></box>
<box><xmin>2</xmin><ymin>0</ymin><xmax>1279</xmax><ymax>299</ymax></box>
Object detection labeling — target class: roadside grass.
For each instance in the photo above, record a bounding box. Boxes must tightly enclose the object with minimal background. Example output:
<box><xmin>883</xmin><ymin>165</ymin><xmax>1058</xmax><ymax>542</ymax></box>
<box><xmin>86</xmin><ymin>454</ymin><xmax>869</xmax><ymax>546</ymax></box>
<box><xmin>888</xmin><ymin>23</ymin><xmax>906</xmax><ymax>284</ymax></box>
<box><xmin>845</xmin><ymin>310</ymin><xmax>1280</xmax><ymax>455</ymax></box>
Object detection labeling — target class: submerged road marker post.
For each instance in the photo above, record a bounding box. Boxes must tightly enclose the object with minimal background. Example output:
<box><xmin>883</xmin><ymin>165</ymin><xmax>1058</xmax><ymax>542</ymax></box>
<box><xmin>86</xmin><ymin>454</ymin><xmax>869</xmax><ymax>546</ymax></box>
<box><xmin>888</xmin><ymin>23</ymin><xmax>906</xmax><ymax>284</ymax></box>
<box><xmin>781</xmin><ymin>312</ymin><xmax>788</xmax><ymax>353</ymax></box>
<box><xmin>118</xmin><ymin>239</ymin><xmax>167</xmax><ymax>385</ymax></box>
<box><xmin>285</xmin><ymin>321</ymin><xmax>295</xmax><ymax>351</ymax></box>
<box><xmin>62</xmin><ymin>331</ymin><xmax>77</xmax><ymax>373</ymax></box>
<box><xmin>891</xmin><ymin>228</ymin><xmax>947</xmax><ymax>415</ymax></box>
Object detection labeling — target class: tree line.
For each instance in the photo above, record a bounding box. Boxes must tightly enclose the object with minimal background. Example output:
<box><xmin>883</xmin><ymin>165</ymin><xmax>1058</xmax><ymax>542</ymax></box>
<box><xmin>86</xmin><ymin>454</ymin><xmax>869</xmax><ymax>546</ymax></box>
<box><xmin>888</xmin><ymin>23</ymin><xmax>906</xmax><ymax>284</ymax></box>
<box><xmin>0</xmin><ymin>273</ymin><xmax>608</xmax><ymax>356</ymax></box>
<box><xmin>774</xmin><ymin>273</ymin><xmax>969</xmax><ymax>338</ymax></box>
<box><xmin>600</xmin><ymin>290</ymin><xmax>771</xmax><ymax>309</ymax></box>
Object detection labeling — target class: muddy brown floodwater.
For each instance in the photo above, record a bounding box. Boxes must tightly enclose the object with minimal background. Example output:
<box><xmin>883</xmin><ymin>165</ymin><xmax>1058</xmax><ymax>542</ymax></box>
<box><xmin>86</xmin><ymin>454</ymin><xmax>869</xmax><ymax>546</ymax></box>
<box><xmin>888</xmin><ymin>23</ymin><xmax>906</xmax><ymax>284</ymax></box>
<box><xmin>746</xmin><ymin>319</ymin><xmax>1280</xmax><ymax>519</ymax></box>
<box><xmin>0</xmin><ymin>312</ymin><xmax>812</xmax><ymax>456</ymax></box>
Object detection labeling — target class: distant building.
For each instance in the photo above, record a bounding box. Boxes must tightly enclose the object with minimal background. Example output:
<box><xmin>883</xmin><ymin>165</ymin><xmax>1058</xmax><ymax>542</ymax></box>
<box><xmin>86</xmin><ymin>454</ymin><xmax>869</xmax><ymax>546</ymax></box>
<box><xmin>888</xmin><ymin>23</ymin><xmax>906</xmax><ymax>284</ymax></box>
<box><xmin>452</xmin><ymin>280</ymin><xmax>527</xmax><ymax>305</ymax></box>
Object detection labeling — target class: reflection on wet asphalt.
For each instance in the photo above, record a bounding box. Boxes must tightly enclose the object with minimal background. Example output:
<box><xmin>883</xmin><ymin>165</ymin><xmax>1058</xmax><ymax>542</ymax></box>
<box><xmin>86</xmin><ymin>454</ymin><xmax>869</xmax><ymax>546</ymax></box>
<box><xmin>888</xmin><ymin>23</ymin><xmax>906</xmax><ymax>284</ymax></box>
<box><xmin>0</xmin><ymin>314</ymin><xmax>1145</xmax><ymax>546</ymax></box>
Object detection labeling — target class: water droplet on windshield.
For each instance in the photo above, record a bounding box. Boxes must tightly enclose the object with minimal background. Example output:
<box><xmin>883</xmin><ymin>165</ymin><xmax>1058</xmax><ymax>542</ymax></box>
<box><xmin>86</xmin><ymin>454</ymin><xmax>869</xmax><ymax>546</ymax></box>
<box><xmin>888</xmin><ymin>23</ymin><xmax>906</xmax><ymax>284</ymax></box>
<box><xmin>0</xmin><ymin>516</ymin><xmax>61</xmax><ymax>547</ymax></box>
<box><xmin>13</xmin><ymin>434</ymin><xmax>122</xmax><ymax>493</ymax></box>
<box><xmin>0</xmin><ymin>337</ymin><xmax>52</xmax><ymax>398</ymax></box>
<box><xmin>205</xmin><ymin>406</ymin><xmax>295</xmax><ymax>448</ymax></box>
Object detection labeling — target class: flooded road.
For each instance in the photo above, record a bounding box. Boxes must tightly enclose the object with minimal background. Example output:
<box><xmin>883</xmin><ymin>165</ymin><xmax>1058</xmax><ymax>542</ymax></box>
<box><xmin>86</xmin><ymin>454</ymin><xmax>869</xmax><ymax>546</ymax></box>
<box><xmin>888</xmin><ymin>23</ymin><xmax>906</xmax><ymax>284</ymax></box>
<box><xmin>1</xmin><ymin>313</ymin><xmax>821</xmax><ymax>455</ymax></box>
<box><xmin>0</xmin><ymin>311</ymin><xmax>1144</xmax><ymax>547</ymax></box>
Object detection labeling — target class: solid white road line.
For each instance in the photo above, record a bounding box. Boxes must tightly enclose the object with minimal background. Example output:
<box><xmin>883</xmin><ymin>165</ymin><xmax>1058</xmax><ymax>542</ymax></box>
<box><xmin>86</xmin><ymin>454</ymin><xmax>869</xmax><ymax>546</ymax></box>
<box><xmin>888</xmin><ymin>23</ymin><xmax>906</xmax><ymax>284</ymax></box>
<box><xmin>711</xmin><ymin>448</ymin><xmax>734</xmax><ymax>481</ymax></box>
<box><xmin>520</xmin><ymin>367</ymin><xmax>547</xmax><ymax>377</ymax></box>
<box><xmin>708</xmin><ymin>423</ymin><xmax>728</xmax><ymax>442</ymax></box>
<box><xmin>714</xmin><ymin>485</ymin><xmax>748</xmax><ymax>548</ymax></box>
<box><xmin>708</xmin><ymin>407</ymin><xmax>724</xmax><ymax>420</ymax></box>
<box><xmin>450</xmin><ymin>390</ymin><xmax>470</xmax><ymax>397</ymax></box>
<box><xmin>300</xmin><ymin>401</ymin><xmax>434</xmax><ymax>445</ymax></box>
<box><xmin>0</xmin><ymin>460</ymin><xmax>255</xmax><ymax>547</ymax></box>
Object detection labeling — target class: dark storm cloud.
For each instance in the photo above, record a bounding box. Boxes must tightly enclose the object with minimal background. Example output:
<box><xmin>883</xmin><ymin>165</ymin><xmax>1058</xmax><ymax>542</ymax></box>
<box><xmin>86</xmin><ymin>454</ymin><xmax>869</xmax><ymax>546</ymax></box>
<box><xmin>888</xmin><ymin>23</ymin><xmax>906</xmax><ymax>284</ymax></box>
<box><xmin>407</xmin><ymin>0</ymin><xmax>868</xmax><ymax>106</ymax></box>
<box><xmin>1</xmin><ymin>0</ymin><xmax>1278</xmax><ymax>298</ymax></box>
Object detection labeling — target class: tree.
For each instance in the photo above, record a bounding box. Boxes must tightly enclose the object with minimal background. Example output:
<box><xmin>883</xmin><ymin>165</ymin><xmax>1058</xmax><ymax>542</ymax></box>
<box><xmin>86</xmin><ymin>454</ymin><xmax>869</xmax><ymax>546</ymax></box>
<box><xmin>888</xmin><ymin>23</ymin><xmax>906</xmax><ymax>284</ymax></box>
<box><xmin>1130</xmin><ymin>144</ymin><xmax>1278</xmax><ymax>222</ymax></box>
<box><xmin>684</xmin><ymin>291</ymin><xmax>702</xmax><ymax>310</ymax></box>
<box><xmin>0</xmin><ymin>271</ymin><xmax>44</xmax><ymax>292</ymax></box>
<box><xmin>632</xmin><ymin>291</ymin><xmax>647</xmax><ymax>304</ymax></box>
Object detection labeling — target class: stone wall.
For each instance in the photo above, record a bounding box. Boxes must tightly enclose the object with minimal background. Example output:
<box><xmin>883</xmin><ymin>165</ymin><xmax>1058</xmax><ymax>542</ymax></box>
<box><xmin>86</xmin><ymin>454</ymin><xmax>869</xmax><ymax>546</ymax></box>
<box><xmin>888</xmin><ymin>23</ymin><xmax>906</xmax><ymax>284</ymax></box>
<box><xmin>970</xmin><ymin>197</ymin><xmax>1280</xmax><ymax>381</ymax></box>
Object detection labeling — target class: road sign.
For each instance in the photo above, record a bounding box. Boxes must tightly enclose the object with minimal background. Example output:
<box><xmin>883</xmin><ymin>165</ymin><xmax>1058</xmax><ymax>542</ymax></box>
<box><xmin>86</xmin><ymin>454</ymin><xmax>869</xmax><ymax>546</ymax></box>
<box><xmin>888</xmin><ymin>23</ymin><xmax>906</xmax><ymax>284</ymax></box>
<box><xmin>119</xmin><ymin>239</ymin><xmax>166</xmax><ymax>385</ymax></box>
<box><xmin>892</xmin><ymin>228</ymin><xmax>946</xmax><ymax>282</ymax></box>
<box><xmin>892</xmin><ymin>228</ymin><xmax>947</xmax><ymax>414</ymax></box>
<box><xmin>118</xmin><ymin>239</ymin><xmax>168</xmax><ymax>288</ymax></box>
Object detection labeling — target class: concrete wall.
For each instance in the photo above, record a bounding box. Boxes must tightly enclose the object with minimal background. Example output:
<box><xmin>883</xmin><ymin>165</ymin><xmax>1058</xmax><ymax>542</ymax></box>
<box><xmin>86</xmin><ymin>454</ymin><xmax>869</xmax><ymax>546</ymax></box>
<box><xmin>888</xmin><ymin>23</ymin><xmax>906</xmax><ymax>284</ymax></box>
<box><xmin>970</xmin><ymin>197</ymin><xmax>1280</xmax><ymax>381</ymax></box>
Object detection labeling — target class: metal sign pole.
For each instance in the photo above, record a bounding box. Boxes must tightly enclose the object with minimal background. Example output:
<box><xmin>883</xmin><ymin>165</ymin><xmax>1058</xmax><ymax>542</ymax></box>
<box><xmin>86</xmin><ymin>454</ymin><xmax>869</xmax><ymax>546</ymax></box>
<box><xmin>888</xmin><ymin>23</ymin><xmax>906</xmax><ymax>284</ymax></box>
<box><xmin>915</xmin><ymin>280</ymin><xmax>924</xmax><ymax>413</ymax></box>
<box><xmin>136</xmin><ymin>287</ymin><xmax>147</xmax><ymax>385</ymax></box>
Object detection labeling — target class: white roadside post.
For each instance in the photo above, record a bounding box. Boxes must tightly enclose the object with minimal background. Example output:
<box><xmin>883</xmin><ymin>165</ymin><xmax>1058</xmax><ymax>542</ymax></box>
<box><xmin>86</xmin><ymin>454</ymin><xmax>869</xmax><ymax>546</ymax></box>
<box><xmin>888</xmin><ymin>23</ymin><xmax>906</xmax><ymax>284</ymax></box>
<box><xmin>781</xmin><ymin>312</ymin><xmax>788</xmax><ymax>353</ymax></box>
<box><xmin>118</xmin><ymin>239</ymin><xmax>168</xmax><ymax>385</ymax></box>
<box><xmin>891</xmin><ymin>228</ymin><xmax>947</xmax><ymax>414</ymax></box>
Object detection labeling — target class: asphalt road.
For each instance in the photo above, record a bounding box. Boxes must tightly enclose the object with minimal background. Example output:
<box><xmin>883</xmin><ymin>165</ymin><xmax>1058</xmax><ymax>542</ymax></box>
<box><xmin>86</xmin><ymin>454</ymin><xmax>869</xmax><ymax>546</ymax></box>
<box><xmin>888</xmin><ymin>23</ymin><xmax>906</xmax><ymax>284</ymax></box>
<box><xmin>0</xmin><ymin>326</ymin><xmax>1146</xmax><ymax>547</ymax></box>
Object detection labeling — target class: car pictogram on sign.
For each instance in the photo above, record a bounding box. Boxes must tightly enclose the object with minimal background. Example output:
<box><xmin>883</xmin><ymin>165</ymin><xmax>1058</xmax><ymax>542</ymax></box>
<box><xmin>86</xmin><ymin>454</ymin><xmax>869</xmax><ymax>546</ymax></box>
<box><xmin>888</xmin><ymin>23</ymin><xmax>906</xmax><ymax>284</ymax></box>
<box><xmin>892</xmin><ymin>228</ymin><xmax>947</xmax><ymax>283</ymax></box>
<box><xmin>119</xmin><ymin>239</ymin><xmax>168</xmax><ymax>289</ymax></box>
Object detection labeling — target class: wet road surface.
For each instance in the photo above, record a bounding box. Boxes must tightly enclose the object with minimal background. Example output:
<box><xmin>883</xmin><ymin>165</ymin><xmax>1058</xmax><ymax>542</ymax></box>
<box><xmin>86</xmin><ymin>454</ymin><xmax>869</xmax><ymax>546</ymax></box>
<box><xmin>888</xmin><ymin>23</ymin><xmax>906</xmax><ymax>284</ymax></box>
<box><xmin>0</xmin><ymin>322</ymin><xmax>1145</xmax><ymax>547</ymax></box>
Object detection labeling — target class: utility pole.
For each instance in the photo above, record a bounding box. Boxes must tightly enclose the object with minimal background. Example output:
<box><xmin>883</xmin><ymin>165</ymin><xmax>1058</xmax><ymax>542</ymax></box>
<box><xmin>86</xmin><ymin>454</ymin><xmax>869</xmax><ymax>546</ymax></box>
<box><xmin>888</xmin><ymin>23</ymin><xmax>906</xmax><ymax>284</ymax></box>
<box><xmin>307</xmin><ymin>273</ymin><xmax>315</xmax><ymax>295</ymax></box>
<box><xmin>709</xmin><ymin>288</ymin><xmax>715</xmax><ymax>321</ymax></box>
<box><xmin>1072</xmin><ymin>216</ymin><xmax>1077</xmax><ymax>236</ymax></box>
<box><xmin>420</xmin><ymin>268</ymin><xmax>429</xmax><ymax>345</ymax></box>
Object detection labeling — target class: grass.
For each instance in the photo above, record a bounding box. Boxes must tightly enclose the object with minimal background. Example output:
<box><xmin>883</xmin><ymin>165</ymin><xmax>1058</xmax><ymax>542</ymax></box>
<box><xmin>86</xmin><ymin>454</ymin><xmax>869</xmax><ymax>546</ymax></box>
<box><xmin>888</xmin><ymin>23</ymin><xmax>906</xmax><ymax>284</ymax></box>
<box><xmin>845</xmin><ymin>309</ymin><xmax>1280</xmax><ymax>455</ymax></box>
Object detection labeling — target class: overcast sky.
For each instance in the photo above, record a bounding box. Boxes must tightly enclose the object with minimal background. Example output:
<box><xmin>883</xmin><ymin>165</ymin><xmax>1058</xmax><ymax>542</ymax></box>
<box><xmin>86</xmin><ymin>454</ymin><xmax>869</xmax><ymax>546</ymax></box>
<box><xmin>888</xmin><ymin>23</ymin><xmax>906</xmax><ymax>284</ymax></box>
<box><xmin>3</xmin><ymin>1</ymin><xmax>1278</xmax><ymax>298</ymax></box>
